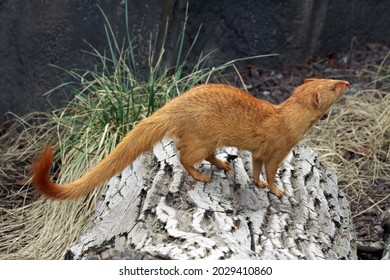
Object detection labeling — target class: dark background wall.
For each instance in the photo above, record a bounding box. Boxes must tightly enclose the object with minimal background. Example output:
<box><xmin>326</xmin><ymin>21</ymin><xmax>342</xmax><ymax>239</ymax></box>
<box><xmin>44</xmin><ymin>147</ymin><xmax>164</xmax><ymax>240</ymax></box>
<box><xmin>0</xmin><ymin>0</ymin><xmax>389</xmax><ymax>117</ymax></box>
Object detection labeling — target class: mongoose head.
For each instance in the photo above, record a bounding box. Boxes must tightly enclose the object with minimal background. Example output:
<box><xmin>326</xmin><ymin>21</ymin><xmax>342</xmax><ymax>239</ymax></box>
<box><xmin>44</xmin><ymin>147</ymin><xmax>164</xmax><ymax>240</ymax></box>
<box><xmin>293</xmin><ymin>78</ymin><xmax>350</xmax><ymax>118</ymax></box>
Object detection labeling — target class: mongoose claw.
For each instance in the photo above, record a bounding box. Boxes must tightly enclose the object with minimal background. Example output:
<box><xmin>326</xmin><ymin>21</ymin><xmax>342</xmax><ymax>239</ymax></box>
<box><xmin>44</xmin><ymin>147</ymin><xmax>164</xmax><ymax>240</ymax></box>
<box><xmin>271</xmin><ymin>188</ymin><xmax>284</xmax><ymax>198</ymax></box>
<box><xmin>254</xmin><ymin>179</ymin><xmax>268</xmax><ymax>189</ymax></box>
<box><xmin>221</xmin><ymin>160</ymin><xmax>231</xmax><ymax>172</ymax></box>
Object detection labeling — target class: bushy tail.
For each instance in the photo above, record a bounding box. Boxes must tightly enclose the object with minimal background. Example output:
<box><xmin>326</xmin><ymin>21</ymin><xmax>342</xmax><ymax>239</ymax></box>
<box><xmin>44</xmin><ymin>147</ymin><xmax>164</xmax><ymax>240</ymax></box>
<box><xmin>31</xmin><ymin>115</ymin><xmax>170</xmax><ymax>200</ymax></box>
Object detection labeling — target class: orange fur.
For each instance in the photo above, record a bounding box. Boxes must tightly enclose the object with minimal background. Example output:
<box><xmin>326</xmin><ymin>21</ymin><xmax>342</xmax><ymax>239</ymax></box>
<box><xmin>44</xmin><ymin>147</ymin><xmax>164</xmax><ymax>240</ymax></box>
<box><xmin>31</xmin><ymin>79</ymin><xmax>349</xmax><ymax>199</ymax></box>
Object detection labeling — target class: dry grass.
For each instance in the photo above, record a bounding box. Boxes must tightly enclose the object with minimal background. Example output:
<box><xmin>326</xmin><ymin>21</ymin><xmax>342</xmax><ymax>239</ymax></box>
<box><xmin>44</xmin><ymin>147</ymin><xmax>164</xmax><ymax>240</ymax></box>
<box><xmin>302</xmin><ymin>88</ymin><xmax>390</xmax><ymax>216</ymax></box>
<box><xmin>0</xmin><ymin>113</ymin><xmax>103</xmax><ymax>259</ymax></box>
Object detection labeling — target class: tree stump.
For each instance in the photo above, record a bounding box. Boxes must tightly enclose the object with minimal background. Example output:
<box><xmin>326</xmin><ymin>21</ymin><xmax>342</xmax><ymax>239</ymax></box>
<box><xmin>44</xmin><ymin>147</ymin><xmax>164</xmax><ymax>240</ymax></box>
<box><xmin>381</xmin><ymin>208</ymin><xmax>390</xmax><ymax>260</ymax></box>
<box><xmin>66</xmin><ymin>140</ymin><xmax>357</xmax><ymax>260</ymax></box>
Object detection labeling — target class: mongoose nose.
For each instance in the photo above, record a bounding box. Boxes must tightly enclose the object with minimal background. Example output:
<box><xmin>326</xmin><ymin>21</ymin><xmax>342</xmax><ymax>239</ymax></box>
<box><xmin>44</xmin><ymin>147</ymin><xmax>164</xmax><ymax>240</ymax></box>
<box><xmin>345</xmin><ymin>81</ymin><xmax>350</xmax><ymax>87</ymax></box>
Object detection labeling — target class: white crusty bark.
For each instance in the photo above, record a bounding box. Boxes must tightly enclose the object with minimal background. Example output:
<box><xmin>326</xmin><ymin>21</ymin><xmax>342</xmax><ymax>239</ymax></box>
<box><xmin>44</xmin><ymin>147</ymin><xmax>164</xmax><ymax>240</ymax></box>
<box><xmin>67</xmin><ymin>140</ymin><xmax>357</xmax><ymax>260</ymax></box>
<box><xmin>381</xmin><ymin>208</ymin><xmax>390</xmax><ymax>260</ymax></box>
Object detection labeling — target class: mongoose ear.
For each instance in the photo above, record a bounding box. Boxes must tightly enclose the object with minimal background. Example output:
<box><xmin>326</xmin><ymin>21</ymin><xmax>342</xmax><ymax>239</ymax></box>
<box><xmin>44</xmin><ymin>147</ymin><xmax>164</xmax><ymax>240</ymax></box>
<box><xmin>313</xmin><ymin>91</ymin><xmax>321</xmax><ymax>108</ymax></box>
<box><xmin>304</xmin><ymin>78</ymin><xmax>320</xmax><ymax>83</ymax></box>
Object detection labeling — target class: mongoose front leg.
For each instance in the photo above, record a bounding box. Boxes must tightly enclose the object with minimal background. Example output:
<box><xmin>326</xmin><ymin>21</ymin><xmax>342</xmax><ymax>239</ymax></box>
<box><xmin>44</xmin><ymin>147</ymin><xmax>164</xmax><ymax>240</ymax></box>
<box><xmin>264</xmin><ymin>159</ymin><xmax>285</xmax><ymax>198</ymax></box>
<box><xmin>252</xmin><ymin>157</ymin><xmax>267</xmax><ymax>189</ymax></box>
<box><xmin>206</xmin><ymin>154</ymin><xmax>231</xmax><ymax>172</ymax></box>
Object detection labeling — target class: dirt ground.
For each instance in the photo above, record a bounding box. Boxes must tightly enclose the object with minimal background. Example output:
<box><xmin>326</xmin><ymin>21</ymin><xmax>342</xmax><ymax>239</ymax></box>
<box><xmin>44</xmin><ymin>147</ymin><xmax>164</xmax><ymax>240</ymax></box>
<box><xmin>0</xmin><ymin>42</ymin><xmax>389</xmax><ymax>259</ymax></box>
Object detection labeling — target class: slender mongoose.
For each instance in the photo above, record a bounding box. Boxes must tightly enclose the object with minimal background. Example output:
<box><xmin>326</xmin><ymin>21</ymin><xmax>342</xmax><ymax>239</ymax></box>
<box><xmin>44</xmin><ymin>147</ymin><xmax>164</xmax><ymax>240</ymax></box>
<box><xmin>32</xmin><ymin>79</ymin><xmax>349</xmax><ymax>199</ymax></box>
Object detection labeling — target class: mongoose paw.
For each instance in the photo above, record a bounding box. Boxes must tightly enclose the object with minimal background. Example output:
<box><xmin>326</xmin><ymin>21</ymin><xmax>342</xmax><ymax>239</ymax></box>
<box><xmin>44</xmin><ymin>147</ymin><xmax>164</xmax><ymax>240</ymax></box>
<box><xmin>221</xmin><ymin>160</ymin><xmax>231</xmax><ymax>172</ymax></box>
<box><xmin>194</xmin><ymin>173</ymin><xmax>212</xmax><ymax>183</ymax></box>
<box><xmin>271</xmin><ymin>188</ymin><xmax>284</xmax><ymax>198</ymax></box>
<box><xmin>254</xmin><ymin>179</ymin><xmax>268</xmax><ymax>189</ymax></box>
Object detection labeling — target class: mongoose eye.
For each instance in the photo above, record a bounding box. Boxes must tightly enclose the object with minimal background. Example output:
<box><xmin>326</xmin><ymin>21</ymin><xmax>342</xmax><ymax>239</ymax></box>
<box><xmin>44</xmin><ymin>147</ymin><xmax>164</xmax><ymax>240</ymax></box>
<box><xmin>331</xmin><ymin>85</ymin><xmax>337</xmax><ymax>91</ymax></box>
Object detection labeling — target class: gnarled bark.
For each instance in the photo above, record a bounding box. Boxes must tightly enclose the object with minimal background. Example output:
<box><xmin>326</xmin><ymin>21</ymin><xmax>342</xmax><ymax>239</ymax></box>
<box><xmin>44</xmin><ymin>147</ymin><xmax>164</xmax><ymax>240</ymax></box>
<box><xmin>67</xmin><ymin>140</ymin><xmax>357</xmax><ymax>260</ymax></box>
<box><xmin>381</xmin><ymin>208</ymin><xmax>390</xmax><ymax>260</ymax></box>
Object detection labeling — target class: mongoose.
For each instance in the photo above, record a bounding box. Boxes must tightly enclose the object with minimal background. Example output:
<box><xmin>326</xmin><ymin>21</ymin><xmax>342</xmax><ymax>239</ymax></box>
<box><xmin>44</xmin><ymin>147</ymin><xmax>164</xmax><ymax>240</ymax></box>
<box><xmin>32</xmin><ymin>78</ymin><xmax>350</xmax><ymax>199</ymax></box>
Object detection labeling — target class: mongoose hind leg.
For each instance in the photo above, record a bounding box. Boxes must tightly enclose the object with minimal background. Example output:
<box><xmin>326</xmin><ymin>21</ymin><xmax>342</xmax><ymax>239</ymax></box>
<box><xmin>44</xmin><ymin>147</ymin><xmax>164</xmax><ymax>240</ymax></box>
<box><xmin>183</xmin><ymin>164</ymin><xmax>211</xmax><ymax>183</ymax></box>
<box><xmin>206</xmin><ymin>154</ymin><xmax>231</xmax><ymax>172</ymax></box>
<box><xmin>179</xmin><ymin>147</ymin><xmax>211</xmax><ymax>183</ymax></box>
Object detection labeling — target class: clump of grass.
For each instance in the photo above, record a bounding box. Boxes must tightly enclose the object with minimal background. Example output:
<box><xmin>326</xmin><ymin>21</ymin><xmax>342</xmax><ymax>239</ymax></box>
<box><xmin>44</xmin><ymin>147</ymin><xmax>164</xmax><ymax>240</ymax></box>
<box><xmin>373</xmin><ymin>50</ymin><xmax>390</xmax><ymax>89</ymax></box>
<box><xmin>0</xmin><ymin>4</ymin><xmax>274</xmax><ymax>259</ymax></box>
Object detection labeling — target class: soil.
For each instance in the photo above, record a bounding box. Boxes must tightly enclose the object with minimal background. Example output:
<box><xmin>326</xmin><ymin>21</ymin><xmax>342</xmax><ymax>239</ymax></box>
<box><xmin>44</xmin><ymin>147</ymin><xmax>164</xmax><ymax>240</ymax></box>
<box><xmin>0</xmin><ymin>42</ymin><xmax>389</xmax><ymax>260</ymax></box>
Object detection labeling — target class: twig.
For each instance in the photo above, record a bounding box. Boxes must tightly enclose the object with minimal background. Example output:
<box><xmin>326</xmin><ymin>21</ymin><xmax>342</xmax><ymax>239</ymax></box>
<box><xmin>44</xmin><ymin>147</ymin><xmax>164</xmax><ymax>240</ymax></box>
<box><xmin>353</xmin><ymin>193</ymin><xmax>390</xmax><ymax>218</ymax></box>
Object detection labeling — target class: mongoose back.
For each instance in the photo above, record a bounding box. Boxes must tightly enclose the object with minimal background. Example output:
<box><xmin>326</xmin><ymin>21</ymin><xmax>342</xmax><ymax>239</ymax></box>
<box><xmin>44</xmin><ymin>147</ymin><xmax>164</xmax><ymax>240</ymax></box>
<box><xmin>32</xmin><ymin>78</ymin><xmax>350</xmax><ymax>199</ymax></box>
